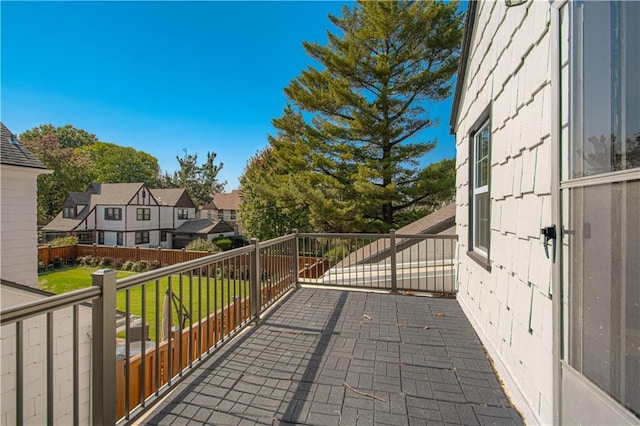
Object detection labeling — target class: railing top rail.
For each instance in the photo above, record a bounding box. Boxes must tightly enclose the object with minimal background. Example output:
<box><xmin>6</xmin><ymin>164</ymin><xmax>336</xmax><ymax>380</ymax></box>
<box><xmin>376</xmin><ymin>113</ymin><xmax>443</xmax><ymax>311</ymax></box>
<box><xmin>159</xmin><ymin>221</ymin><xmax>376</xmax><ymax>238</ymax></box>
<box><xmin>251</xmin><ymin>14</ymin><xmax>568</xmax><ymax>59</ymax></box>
<box><xmin>299</xmin><ymin>232</ymin><xmax>457</xmax><ymax>240</ymax></box>
<box><xmin>395</xmin><ymin>233</ymin><xmax>458</xmax><ymax>240</ymax></box>
<box><xmin>258</xmin><ymin>233</ymin><xmax>296</xmax><ymax>249</ymax></box>
<box><xmin>116</xmin><ymin>245</ymin><xmax>254</xmax><ymax>291</ymax></box>
<box><xmin>0</xmin><ymin>286</ymin><xmax>101</xmax><ymax>325</ymax></box>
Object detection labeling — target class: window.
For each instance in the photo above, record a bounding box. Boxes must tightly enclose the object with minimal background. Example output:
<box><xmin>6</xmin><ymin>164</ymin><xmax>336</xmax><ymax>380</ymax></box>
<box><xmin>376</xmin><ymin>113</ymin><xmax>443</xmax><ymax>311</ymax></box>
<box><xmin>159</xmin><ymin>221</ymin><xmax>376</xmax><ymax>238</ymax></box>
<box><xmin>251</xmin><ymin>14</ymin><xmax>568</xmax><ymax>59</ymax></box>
<box><xmin>218</xmin><ymin>210</ymin><xmax>224</xmax><ymax>220</ymax></box>
<box><xmin>98</xmin><ymin>231</ymin><xmax>104</xmax><ymax>245</ymax></box>
<box><xmin>105</xmin><ymin>207</ymin><xmax>122</xmax><ymax>221</ymax></box>
<box><xmin>135</xmin><ymin>231</ymin><xmax>149</xmax><ymax>245</ymax></box>
<box><xmin>137</xmin><ymin>208</ymin><xmax>151</xmax><ymax>221</ymax></box>
<box><xmin>117</xmin><ymin>232</ymin><xmax>123</xmax><ymax>246</ymax></box>
<box><xmin>230</xmin><ymin>210</ymin><xmax>236</xmax><ymax>220</ymax></box>
<box><xmin>470</xmin><ymin>118</ymin><xmax>491</xmax><ymax>261</ymax></box>
<box><xmin>63</xmin><ymin>207</ymin><xmax>75</xmax><ymax>218</ymax></box>
<box><xmin>160</xmin><ymin>231</ymin><xmax>167</xmax><ymax>242</ymax></box>
<box><xmin>178</xmin><ymin>208</ymin><xmax>189</xmax><ymax>220</ymax></box>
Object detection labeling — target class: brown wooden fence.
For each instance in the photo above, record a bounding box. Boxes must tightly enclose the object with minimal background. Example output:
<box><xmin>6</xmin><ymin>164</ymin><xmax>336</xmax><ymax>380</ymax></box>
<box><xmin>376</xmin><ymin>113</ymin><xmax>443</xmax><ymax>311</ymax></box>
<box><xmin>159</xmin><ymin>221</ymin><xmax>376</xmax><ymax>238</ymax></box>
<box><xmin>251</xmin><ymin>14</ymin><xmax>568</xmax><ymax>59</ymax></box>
<box><xmin>37</xmin><ymin>244</ymin><xmax>328</xmax><ymax>277</ymax></box>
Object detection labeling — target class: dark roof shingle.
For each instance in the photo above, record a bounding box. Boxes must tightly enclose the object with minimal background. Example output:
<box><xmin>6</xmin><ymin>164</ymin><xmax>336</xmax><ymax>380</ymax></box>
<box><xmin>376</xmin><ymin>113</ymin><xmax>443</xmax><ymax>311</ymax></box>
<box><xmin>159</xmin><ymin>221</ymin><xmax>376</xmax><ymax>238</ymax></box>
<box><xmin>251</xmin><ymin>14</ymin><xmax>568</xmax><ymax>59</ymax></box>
<box><xmin>0</xmin><ymin>122</ymin><xmax>48</xmax><ymax>170</ymax></box>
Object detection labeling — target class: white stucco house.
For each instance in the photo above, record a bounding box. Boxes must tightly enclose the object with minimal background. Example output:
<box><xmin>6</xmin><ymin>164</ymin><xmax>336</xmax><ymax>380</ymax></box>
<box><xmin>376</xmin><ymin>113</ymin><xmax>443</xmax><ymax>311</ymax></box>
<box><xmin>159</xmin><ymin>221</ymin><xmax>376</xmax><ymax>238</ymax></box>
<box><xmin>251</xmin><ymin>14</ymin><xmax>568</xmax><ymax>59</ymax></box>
<box><xmin>0</xmin><ymin>122</ymin><xmax>51</xmax><ymax>288</ymax></box>
<box><xmin>42</xmin><ymin>183</ymin><xmax>197</xmax><ymax>248</ymax></box>
<box><xmin>199</xmin><ymin>189</ymin><xmax>243</xmax><ymax>234</ymax></box>
<box><xmin>0</xmin><ymin>122</ymin><xmax>92</xmax><ymax>424</ymax></box>
<box><xmin>451</xmin><ymin>1</ymin><xmax>638</xmax><ymax>424</ymax></box>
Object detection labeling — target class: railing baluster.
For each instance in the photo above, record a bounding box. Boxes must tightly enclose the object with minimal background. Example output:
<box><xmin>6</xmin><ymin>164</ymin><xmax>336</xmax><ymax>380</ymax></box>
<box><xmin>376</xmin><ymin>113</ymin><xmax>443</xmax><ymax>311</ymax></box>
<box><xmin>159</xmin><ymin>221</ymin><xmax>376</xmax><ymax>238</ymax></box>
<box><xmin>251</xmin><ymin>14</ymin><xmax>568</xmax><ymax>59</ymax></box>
<box><xmin>125</xmin><ymin>288</ymin><xmax>130</xmax><ymax>418</ymax></box>
<box><xmin>16</xmin><ymin>321</ymin><xmax>23</xmax><ymax>425</ymax></box>
<box><xmin>155</xmin><ymin>280</ymin><xmax>160</xmax><ymax>397</ymax></box>
<box><xmin>47</xmin><ymin>312</ymin><xmax>54</xmax><ymax>426</ymax></box>
<box><xmin>167</xmin><ymin>276</ymin><xmax>173</xmax><ymax>386</ymax></box>
<box><xmin>141</xmin><ymin>283</ymin><xmax>146</xmax><ymax>407</ymax></box>
<box><xmin>73</xmin><ymin>305</ymin><xmax>79</xmax><ymax>426</ymax></box>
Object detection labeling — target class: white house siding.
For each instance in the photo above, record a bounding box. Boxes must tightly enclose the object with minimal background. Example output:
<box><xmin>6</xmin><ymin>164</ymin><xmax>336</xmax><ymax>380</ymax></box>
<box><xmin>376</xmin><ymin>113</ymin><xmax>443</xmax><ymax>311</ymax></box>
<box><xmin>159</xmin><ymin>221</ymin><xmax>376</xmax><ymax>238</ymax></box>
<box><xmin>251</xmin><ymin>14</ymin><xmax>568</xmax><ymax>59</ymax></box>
<box><xmin>454</xmin><ymin>2</ymin><xmax>553</xmax><ymax>424</ymax></box>
<box><xmin>0</xmin><ymin>287</ymin><xmax>91</xmax><ymax>425</ymax></box>
<box><xmin>0</xmin><ymin>167</ymin><xmax>42</xmax><ymax>288</ymax></box>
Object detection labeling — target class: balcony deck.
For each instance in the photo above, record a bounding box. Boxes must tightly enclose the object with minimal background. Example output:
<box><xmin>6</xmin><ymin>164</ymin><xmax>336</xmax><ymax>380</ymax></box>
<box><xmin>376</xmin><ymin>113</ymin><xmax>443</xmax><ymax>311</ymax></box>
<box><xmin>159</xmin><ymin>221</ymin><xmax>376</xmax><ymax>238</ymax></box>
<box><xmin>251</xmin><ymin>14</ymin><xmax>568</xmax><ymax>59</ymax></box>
<box><xmin>143</xmin><ymin>287</ymin><xmax>523</xmax><ymax>425</ymax></box>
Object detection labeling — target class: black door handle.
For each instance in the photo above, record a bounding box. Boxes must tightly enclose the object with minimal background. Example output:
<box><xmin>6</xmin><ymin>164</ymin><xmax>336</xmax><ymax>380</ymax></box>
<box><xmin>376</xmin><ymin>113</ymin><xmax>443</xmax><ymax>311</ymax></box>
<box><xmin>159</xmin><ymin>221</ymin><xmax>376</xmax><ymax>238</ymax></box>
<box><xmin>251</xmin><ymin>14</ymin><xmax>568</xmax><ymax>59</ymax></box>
<box><xmin>541</xmin><ymin>225</ymin><xmax>557</xmax><ymax>263</ymax></box>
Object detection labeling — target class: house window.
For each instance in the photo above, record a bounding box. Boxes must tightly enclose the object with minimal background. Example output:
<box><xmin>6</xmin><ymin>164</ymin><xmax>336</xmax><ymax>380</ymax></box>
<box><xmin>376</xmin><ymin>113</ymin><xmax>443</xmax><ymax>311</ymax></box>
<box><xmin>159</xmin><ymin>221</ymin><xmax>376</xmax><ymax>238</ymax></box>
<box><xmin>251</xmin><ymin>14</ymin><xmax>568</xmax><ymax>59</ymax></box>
<box><xmin>63</xmin><ymin>207</ymin><xmax>75</xmax><ymax>218</ymax></box>
<box><xmin>177</xmin><ymin>208</ymin><xmax>189</xmax><ymax>220</ymax></box>
<box><xmin>137</xmin><ymin>208</ymin><xmax>151</xmax><ymax>221</ymax></box>
<box><xmin>160</xmin><ymin>231</ymin><xmax>167</xmax><ymax>242</ymax></box>
<box><xmin>117</xmin><ymin>232</ymin><xmax>123</xmax><ymax>246</ymax></box>
<box><xmin>230</xmin><ymin>210</ymin><xmax>236</xmax><ymax>220</ymax></box>
<box><xmin>98</xmin><ymin>231</ymin><xmax>104</xmax><ymax>245</ymax></box>
<box><xmin>135</xmin><ymin>231</ymin><xmax>149</xmax><ymax>245</ymax></box>
<box><xmin>105</xmin><ymin>207</ymin><xmax>122</xmax><ymax>221</ymax></box>
<box><xmin>218</xmin><ymin>210</ymin><xmax>224</xmax><ymax>220</ymax></box>
<box><xmin>470</xmin><ymin>118</ymin><xmax>490</xmax><ymax>260</ymax></box>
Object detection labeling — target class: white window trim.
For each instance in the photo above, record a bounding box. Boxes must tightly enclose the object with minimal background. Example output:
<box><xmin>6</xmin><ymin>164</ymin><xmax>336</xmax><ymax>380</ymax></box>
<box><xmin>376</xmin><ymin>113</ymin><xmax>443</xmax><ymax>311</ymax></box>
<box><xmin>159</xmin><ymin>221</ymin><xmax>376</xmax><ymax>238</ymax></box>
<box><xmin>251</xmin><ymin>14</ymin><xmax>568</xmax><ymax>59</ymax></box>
<box><xmin>472</xmin><ymin>120</ymin><xmax>490</xmax><ymax>257</ymax></box>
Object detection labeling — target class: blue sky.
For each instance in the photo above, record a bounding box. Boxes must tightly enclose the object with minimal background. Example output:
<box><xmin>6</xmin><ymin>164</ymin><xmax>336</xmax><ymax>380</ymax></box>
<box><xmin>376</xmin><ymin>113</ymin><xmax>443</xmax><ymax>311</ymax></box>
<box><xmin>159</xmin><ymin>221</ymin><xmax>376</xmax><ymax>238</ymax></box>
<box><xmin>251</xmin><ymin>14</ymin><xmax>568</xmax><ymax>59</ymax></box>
<box><xmin>1</xmin><ymin>1</ymin><xmax>456</xmax><ymax>190</ymax></box>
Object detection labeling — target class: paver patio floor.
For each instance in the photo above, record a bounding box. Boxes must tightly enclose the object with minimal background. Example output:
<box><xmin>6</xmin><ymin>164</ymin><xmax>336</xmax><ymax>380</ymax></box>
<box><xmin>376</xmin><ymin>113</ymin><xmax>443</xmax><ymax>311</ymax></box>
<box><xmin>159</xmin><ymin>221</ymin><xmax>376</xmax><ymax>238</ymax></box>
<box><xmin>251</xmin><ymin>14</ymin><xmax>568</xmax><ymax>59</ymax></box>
<box><xmin>144</xmin><ymin>288</ymin><xmax>523</xmax><ymax>425</ymax></box>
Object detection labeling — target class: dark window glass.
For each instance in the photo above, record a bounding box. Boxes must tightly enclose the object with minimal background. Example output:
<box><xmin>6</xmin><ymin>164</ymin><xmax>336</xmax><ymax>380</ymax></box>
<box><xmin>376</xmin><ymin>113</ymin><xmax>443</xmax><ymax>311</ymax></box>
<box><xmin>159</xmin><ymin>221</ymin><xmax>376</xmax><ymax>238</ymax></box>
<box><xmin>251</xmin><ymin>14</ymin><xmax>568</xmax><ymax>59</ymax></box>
<box><xmin>137</xmin><ymin>208</ymin><xmax>150</xmax><ymax>221</ymax></box>
<box><xmin>105</xmin><ymin>208</ymin><xmax>122</xmax><ymax>220</ymax></box>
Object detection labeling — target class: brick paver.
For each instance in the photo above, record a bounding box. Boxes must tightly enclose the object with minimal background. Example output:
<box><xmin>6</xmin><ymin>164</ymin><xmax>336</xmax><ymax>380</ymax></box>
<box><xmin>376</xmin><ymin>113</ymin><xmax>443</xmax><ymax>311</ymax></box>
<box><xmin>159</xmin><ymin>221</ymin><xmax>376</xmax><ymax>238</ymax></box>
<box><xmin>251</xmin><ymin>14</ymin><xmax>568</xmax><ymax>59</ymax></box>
<box><xmin>144</xmin><ymin>288</ymin><xmax>523</xmax><ymax>425</ymax></box>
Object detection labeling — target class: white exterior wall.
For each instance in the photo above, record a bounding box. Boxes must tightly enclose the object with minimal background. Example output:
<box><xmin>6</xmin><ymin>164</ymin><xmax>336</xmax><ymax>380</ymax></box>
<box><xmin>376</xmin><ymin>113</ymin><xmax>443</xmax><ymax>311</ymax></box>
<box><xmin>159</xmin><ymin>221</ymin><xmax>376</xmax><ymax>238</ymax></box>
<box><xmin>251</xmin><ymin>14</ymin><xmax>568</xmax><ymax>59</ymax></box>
<box><xmin>0</xmin><ymin>166</ymin><xmax>44</xmax><ymax>288</ymax></box>
<box><xmin>453</xmin><ymin>2</ymin><xmax>553</xmax><ymax>424</ymax></box>
<box><xmin>0</xmin><ymin>286</ymin><xmax>92</xmax><ymax>425</ymax></box>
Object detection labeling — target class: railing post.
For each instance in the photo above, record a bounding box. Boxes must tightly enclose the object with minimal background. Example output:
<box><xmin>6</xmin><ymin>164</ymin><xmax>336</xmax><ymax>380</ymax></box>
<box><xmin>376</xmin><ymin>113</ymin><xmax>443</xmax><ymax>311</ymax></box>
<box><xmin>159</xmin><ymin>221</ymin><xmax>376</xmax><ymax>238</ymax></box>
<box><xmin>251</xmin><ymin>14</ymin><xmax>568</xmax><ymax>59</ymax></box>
<box><xmin>91</xmin><ymin>269</ymin><xmax>117</xmax><ymax>426</ymax></box>
<box><xmin>250</xmin><ymin>238</ymin><xmax>261</xmax><ymax>323</ymax></box>
<box><xmin>293</xmin><ymin>229</ymin><xmax>300</xmax><ymax>288</ymax></box>
<box><xmin>390</xmin><ymin>229</ymin><xmax>398</xmax><ymax>294</ymax></box>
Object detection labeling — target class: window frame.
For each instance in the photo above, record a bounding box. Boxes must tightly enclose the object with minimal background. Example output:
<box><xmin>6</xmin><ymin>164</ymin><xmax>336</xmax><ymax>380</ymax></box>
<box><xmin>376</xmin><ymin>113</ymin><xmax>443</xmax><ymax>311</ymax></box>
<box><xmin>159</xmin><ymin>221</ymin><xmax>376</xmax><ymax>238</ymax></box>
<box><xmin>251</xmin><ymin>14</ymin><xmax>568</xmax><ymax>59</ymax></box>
<box><xmin>177</xmin><ymin>208</ymin><xmax>189</xmax><ymax>220</ymax></box>
<box><xmin>135</xmin><ymin>231</ymin><xmax>150</xmax><ymax>245</ymax></box>
<box><xmin>104</xmin><ymin>207</ymin><xmax>122</xmax><ymax>221</ymax></box>
<box><xmin>217</xmin><ymin>210</ymin><xmax>224</xmax><ymax>220</ymax></box>
<box><xmin>160</xmin><ymin>231</ymin><xmax>168</xmax><ymax>242</ymax></box>
<box><xmin>63</xmin><ymin>207</ymin><xmax>75</xmax><ymax>218</ymax></box>
<box><xmin>98</xmin><ymin>231</ymin><xmax>104</xmax><ymax>245</ymax></box>
<box><xmin>467</xmin><ymin>108</ymin><xmax>492</xmax><ymax>270</ymax></box>
<box><xmin>137</xmin><ymin>207</ymin><xmax>151</xmax><ymax>221</ymax></box>
<box><xmin>230</xmin><ymin>210</ymin><xmax>237</xmax><ymax>220</ymax></box>
<box><xmin>116</xmin><ymin>232</ymin><xmax>123</xmax><ymax>246</ymax></box>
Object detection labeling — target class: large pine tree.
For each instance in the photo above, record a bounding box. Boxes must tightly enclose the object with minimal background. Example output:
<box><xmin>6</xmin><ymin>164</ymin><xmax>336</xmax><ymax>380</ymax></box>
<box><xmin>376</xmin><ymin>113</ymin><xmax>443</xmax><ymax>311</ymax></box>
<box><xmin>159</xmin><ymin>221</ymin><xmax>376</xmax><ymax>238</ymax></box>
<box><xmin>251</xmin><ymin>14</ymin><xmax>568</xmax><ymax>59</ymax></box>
<box><xmin>269</xmin><ymin>1</ymin><xmax>462</xmax><ymax>231</ymax></box>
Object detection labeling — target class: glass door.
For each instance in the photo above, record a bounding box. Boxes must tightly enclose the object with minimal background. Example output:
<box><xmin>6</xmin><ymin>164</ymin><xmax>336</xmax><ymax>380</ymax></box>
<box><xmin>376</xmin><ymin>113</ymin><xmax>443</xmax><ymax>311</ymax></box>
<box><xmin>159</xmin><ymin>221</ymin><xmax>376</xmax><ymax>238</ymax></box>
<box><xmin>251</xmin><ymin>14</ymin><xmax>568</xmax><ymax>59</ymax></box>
<box><xmin>559</xmin><ymin>1</ymin><xmax>640</xmax><ymax>423</ymax></box>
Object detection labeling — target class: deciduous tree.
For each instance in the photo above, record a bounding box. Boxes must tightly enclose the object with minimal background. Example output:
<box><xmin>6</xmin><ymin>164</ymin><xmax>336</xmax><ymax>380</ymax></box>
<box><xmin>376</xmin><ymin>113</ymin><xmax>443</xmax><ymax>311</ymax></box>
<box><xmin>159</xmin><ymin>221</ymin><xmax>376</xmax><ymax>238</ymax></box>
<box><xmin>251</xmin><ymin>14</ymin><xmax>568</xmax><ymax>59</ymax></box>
<box><xmin>169</xmin><ymin>149</ymin><xmax>225</xmax><ymax>208</ymax></box>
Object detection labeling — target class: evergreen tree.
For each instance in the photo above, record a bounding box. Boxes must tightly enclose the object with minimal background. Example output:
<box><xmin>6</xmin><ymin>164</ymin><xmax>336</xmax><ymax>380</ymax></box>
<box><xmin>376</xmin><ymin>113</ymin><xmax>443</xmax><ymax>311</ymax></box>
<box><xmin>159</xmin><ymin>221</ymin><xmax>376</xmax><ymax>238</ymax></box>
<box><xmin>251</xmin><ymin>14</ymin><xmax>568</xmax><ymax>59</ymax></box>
<box><xmin>270</xmin><ymin>1</ymin><xmax>462</xmax><ymax>231</ymax></box>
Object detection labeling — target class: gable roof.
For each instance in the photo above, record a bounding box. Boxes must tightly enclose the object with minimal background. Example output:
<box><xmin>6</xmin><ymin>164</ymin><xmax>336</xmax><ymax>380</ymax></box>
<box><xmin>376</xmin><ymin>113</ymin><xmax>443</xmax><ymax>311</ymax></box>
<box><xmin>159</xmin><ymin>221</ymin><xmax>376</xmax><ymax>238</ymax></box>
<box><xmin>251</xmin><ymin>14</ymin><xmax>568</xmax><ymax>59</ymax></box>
<box><xmin>0</xmin><ymin>122</ymin><xmax>48</xmax><ymax>170</ymax></box>
<box><xmin>449</xmin><ymin>1</ymin><xmax>478</xmax><ymax>134</ymax></box>
<box><xmin>202</xmin><ymin>190</ymin><xmax>243</xmax><ymax>211</ymax></box>
<box><xmin>151</xmin><ymin>188</ymin><xmax>195</xmax><ymax>208</ymax></box>
<box><xmin>334</xmin><ymin>203</ymin><xmax>456</xmax><ymax>269</ymax></box>
<box><xmin>173</xmin><ymin>219</ymin><xmax>234</xmax><ymax>235</ymax></box>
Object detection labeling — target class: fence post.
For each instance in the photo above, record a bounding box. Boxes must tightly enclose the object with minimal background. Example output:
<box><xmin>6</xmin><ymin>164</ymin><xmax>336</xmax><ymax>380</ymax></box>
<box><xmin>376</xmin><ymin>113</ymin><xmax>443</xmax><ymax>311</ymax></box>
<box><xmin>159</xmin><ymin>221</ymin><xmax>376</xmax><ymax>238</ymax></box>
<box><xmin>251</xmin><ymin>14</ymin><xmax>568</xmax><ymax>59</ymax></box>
<box><xmin>91</xmin><ymin>269</ymin><xmax>117</xmax><ymax>426</ymax></box>
<box><xmin>250</xmin><ymin>238</ymin><xmax>261</xmax><ymax>323</ymax></box>
<box><xmin>293</xmin><ymin>229</ymin><xmax>300</xmax><ymax>288</ymax></box>
<box><xmin>390</xmin><ymin>229</ymin><xmax>398</xmax><ymax>294</ymax></box>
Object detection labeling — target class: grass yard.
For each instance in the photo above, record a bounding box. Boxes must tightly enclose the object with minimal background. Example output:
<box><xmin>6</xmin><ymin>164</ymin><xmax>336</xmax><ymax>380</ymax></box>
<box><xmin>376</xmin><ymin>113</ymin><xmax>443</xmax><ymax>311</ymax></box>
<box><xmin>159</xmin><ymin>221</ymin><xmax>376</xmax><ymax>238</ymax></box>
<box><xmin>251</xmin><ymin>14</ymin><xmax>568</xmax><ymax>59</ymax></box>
<box><xmin>39</xmin><ymin>266</ymin><xmax>250</xmax><ymax>341</ymax></box>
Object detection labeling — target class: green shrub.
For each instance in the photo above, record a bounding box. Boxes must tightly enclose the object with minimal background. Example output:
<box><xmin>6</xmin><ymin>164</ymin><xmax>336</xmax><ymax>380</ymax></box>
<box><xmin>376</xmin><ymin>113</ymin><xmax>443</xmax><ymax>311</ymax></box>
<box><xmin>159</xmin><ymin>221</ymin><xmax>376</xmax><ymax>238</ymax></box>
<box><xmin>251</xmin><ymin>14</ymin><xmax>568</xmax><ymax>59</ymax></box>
<box><xmin>48</xmin><ymin>236</ymin><xmax>78</xmax><ymax>247</ymax></box>
<box><xmin>100</xmin><ymin>257</ymin><xmax>113</xmax><ymax>267</ymax></box>
<box><xmin>213</xmin><ymin>235</ymin><xmax>248</xmax><ymax>249</ymax></box>
<box><xmin>113</xmin><ymin>258</ymin><xmax>124</xmax><ymax>269</ymax></box>
<box><xmin>185</xmin><ymin>238</ymin><xmax>218</xmax><ymax>252</ymax></box>
<box><xmin>132</xmin><ymin>260</ymin><xmax>150</xmax><ymax>272</ymax></box>
<box><xmin>150</xmin><ymin>260</ymin><xmax>161</xmax><ymax>270</ymax></box>
<box><xmin>213</xmin><ymin>238</ymin><xmax>232</xmax><ymax>251</ymax></box>
<box><xmin>122</xmin><ymin>260</ymin><xmax>135</xmax><ymax>271</ymax></box>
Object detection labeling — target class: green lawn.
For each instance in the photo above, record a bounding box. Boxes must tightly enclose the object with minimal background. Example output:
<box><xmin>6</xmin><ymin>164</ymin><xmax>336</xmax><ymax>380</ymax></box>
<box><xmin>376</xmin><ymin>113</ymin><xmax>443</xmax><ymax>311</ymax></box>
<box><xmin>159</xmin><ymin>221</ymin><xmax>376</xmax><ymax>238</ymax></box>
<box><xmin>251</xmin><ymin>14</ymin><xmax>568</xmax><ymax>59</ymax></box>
<box><xmin>39</xmin><ymin>267</ymin><xmax>250</xmax><ymax>341</ymax></box>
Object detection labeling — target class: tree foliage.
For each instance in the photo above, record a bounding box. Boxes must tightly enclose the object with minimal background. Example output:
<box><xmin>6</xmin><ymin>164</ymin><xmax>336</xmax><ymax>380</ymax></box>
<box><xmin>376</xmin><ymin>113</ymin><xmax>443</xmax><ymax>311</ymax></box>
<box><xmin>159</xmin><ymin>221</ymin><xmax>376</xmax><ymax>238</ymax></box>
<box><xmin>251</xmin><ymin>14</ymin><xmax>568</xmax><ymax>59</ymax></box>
<box><xmin>165</xmin><ymin>149</ymin><xmax>225</xmax><ymax>208</ymax></box>
<box><xmin>266</xmin><ymin>1</ymin><xmax>462</xmax><ymax>232</ymax></box>
<box><xmin>239</xmin><ymin>148</ymin><xmax>310</xmax><ymax>240</ymax></box>
<box><xmin>20</xmin><ymin>127</ymin><xmax>95</xmax><ymax>224</ymax></box>
<box><xmin>78</xmin><ymin>142</ymin><xmax>160</xmax><ymax>186</ymax></box>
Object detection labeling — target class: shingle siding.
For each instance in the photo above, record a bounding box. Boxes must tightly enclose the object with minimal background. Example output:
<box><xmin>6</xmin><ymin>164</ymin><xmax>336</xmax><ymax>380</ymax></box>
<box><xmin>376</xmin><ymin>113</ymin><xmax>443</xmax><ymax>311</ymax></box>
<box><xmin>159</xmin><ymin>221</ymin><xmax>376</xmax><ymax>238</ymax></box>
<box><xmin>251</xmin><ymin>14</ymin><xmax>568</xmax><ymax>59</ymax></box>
<box><xmin>452</xmin><ymin>2</ymin><xmax>553</xmax><ymax>424</ymax></box>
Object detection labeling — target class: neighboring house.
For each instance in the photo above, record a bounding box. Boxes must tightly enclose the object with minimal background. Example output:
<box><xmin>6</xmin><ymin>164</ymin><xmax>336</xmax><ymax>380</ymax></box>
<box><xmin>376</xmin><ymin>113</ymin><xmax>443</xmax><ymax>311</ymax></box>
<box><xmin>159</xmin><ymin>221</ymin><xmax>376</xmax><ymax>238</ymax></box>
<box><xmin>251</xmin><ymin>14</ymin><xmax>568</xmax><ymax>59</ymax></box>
<box><xmin>42</xmin><ymin>183</ymin><xmax>196</xmax><ymax>249</ymax></box>
<box><xmin>451</xmin><ymin>1</ymin><xmax>639</xmax><ymax>425</ymax></box>
<box><xmin>199</xmin><ymin>189</ymin><xmax>243</xmax><ymax>234</ymax></box>
<box><xmin>172</xmin><ymin>219</ymin><xmax>235</xmax><ymax>249</ymax></box>
<box><xmin>0</xmin><ymin>122</ymin><xmax>51</xmax><ymax>288</ymax></box>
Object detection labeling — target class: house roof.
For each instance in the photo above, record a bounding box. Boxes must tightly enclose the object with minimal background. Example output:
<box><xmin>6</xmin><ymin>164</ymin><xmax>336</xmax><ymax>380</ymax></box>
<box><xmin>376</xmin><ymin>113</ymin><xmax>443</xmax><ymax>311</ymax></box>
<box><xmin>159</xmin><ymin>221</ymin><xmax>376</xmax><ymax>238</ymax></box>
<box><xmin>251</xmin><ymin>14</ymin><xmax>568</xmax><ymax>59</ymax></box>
<box><xmin>173</xmin><ymin>219</ymin><xmax>234</xmax><ymax>235</ymax></box>
<box><xmin>449</xmin><ymin>1</ymin><xmax>478</xmax><ymax>134</ymax></box>
<box><xmin>0</xmin><ymin>122</ymin><xmax>48</xmax><ymax>170</ymax></box>
<box><xmin>334</xmin><ymin>203</ymin><xmax>456</xmax><ymax>269</ymax></box>
<box><xmin>43</xmin><ymin>182</ymin><xmax>146</xmax><ymax>232</ymax></box>
<box><xmin>202</xmin><ymin>190</ymin><xmax>243</xmax><ymax>211</ymax></box>
<box><xmin>151</xmin><ymin>188</ymin><xmax>195</xmax><ymax>208</ymax></box>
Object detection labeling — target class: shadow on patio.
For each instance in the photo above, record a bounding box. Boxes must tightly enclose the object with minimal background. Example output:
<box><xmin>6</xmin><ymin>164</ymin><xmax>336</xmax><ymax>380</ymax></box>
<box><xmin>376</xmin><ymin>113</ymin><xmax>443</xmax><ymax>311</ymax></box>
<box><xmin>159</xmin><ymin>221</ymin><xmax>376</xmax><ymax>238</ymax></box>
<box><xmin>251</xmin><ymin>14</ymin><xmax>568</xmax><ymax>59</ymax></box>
<box><xmin>142</xmin><ymin>288</ymin><xmax>523</xmax><ymax>425</ymax></box>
